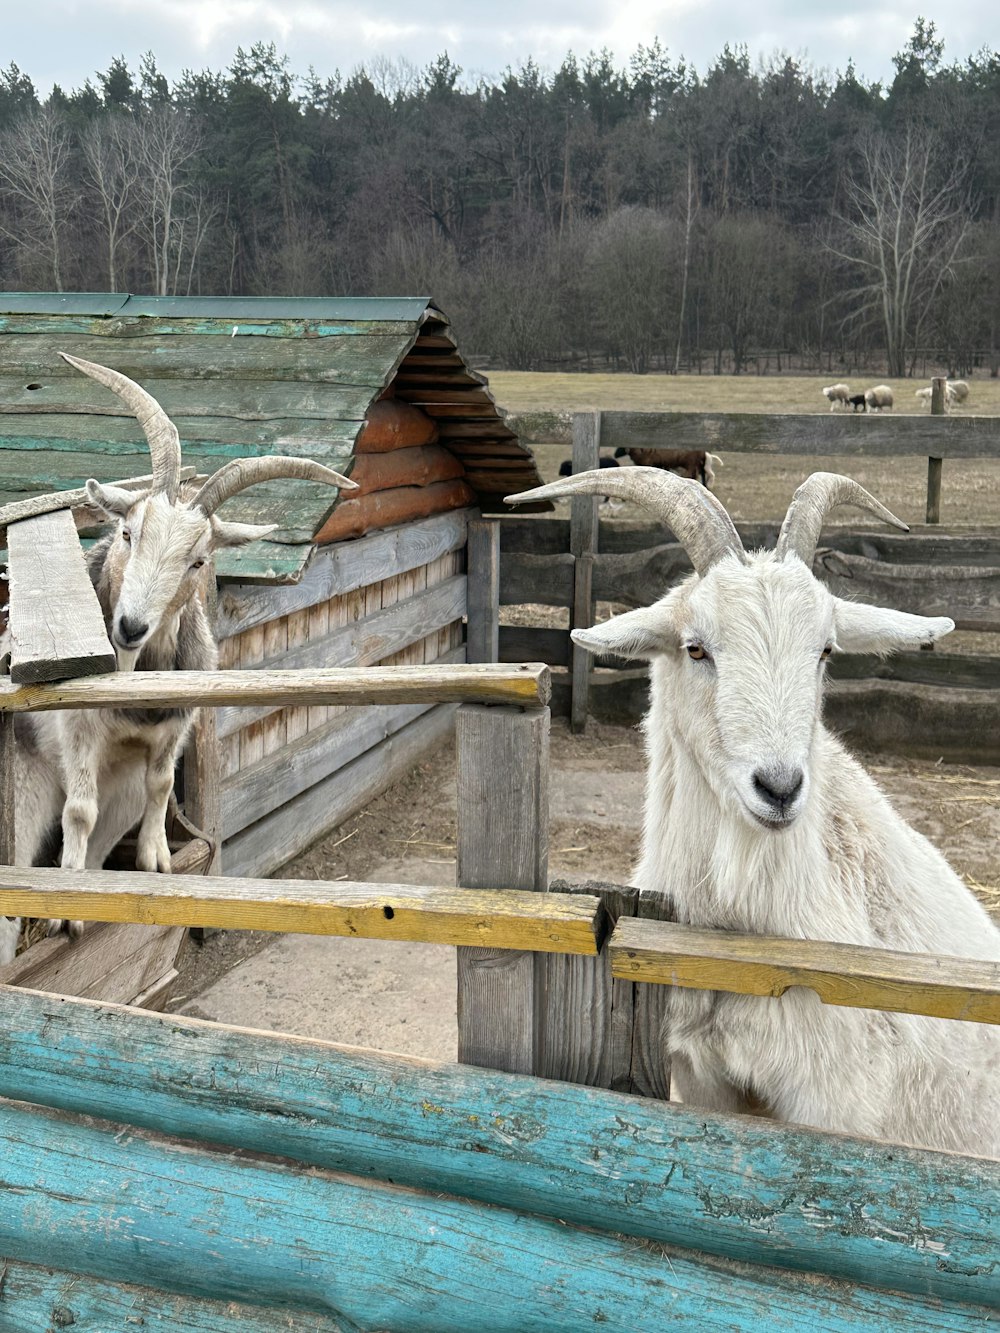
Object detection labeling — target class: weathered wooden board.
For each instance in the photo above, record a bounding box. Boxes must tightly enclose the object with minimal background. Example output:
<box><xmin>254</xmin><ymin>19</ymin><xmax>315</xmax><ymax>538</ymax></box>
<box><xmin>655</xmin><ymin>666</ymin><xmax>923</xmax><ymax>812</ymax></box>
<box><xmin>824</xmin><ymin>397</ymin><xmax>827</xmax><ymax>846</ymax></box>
<box><xmin>6</xmin><ymin>510</ymin><xmax>115</xmax><ymax>683</ymax></box>
<box><xmin>466</xmin><ymin>519</ymin><xmax>499</xmax><ymax>663</ymax></box>
<box><xmin>0</xmin><ymin>865</ymin><xmax>603</xmax><ymax>953</ymax></box>
<box><xmin>0</xmin><ymin>1260</ymin><xmax>347</xmax><ymax>1332</ymax></box>
<box><xmin>0</xmin><ymin>464</ymin><xmax>195</xmax><ymax>535</ymax></box>
<box><xmin>6</xmin><ymin>1098</ymin><xmax>987</xmax><ymax>1333</ymax></box>
<box><xmin>456</xmin><ymin>705</ymin><xmax>550</xmax><ymax>1075</ymax></box>
<box><xmin>223</xmin><ymin>702</ymin><xmax>458</xmax><ymax>877</ymax></box>
<box><xmin>216</xmin><ymin>585</ymin><xmax>468</xmax><ymax>736</ymax></box>
<box><xmin>215</xmin><ymin>508</ymin><xmax>471</xmax><ymax>636</ymax></box>
<box><xmin>0</xmin><ymin>662</ymin><xmax>551</xmax><ymax>714</ymax></box>
<box><xmin>597</xmin><ymin>409</ymin><xmax>1000</xmax><ymax>459</ymax></box>
<box><xmin>0</xmin><ymin>987</ymin><xmax>997</xmax><ymax>1310</ymax></box>
<box><xmin>0</xmin><ymin>921</ymin><xmax>184</xmax><ymax>1005</ymax></box>
<box><xmin>611</xmin><ymin>918</ymin><xmax>1000</xmax><ymax>1024</ymax></box>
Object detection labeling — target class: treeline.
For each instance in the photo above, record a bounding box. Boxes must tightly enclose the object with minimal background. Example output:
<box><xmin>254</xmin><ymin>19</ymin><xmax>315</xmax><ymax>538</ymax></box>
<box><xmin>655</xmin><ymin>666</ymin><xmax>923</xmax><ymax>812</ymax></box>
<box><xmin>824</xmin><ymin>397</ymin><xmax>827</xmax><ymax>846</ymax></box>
<box><xmin>1</xmin><ymin>22</ymin><xmax>999</xmax><ymax>375</ymax></box>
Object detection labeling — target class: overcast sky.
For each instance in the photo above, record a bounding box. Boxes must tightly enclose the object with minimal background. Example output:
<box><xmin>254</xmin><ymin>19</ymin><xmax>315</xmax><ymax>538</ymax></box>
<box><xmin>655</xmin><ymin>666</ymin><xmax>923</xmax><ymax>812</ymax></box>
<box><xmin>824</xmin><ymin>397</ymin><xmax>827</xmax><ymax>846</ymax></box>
<box><xmin>5</xmin><ymin>1</ymin><xmax>992</xmax><ymax>96</ymax></box>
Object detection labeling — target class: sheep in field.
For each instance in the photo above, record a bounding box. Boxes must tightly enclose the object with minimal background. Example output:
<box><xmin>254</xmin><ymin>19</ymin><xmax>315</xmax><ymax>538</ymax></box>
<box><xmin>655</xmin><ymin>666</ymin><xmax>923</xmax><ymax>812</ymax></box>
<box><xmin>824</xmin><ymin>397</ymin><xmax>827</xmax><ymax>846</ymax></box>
<box><xmin>0</xmin><ymin>355</ymin><xmax>355</xmax><ymax>965</ymax></box>
<box><xmin>614</xmin><ymin>447</ymin><xmax>722</xmax><ymax>488</ymax></box>
<box><xmin>947</xmin><ymin>379</ymin><xmax>970</xmax><ymax>403</ymax></box>
<box><xmin>821</xmin><ymin>383</ymin><xmax>850</xmax><ymax>410</ymax></box>
<box><xmin>846</xmin><ymin>393</ymin><xmax>867</xmax><ymax>412</ymax></box>
<box><xmin>864</xmin><ymin>384</ymin><xmax>893</xmax><ymax>412</ymax></box>
<box><xmin>506</xmin><ymin>466</ymin><xmax>1000</xmax><ymax>1157</ymax></box>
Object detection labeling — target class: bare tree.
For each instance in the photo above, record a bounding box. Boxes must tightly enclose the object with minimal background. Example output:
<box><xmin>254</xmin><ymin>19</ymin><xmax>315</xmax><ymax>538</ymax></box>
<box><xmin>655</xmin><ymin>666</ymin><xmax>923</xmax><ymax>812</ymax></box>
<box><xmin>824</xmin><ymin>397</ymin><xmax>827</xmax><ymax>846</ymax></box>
<box><xmin>81</xmin><ymin>114</ymin><xmax>141</xmax><ymax>291</ymax></box>
<box><xmin>0</xmin><ymin>107</ymin><xmax>78</xmax><ymax>289</ymax></box>
<box><xmin>131</xmin><ymin>106</ymin><xmax>207</xmax><ymax>296</ymax></box>
<box><xmin>830</xmin><ymin>127</ymin><xmax>971</xmax><ymax>377</ymax></box>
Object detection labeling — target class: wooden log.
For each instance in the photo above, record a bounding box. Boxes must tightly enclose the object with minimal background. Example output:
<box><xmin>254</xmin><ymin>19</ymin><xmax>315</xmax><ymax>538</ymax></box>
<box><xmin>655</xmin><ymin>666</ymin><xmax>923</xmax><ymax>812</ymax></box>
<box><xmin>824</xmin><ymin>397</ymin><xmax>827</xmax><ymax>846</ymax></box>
<box><xmin>316</xmin><ymin>478</ymin><xmax>475</xmax><ymax>543</ymax></box>
<box><xmin>0</xmin><ymin>663</ymin><xmax>552</xmax><ymax>714</ymax></box>
<box><xmin>216</xmin><ymin>577</ymin><xmax>468</xmax><ymax>736</ymax></box>
<box><xmin>354</xmin><ymin>397</ymin><xmax>439</xmax><ymax>451</ymax></box>
<box><xmin>595</xmin><ymin>409</ymin><xmax>1000</xmax><ymax>459</ymax></box>
<box><xmin>0</xmin><ymin>1260</ymin><xmax>344</xmax><ymax>1332</ymax></box>
<box><xmin>348</xmin><ymin>443</ymin><xmax>463</xmax><ymax>495</ymax></box>
<box><xmin>0</xmin><ymin>987</ymin><xmax>997</xmax><ymax>1311</ymax></box>
<box><xmin>6</xmin><ymin>510</ymin><xmax>115</xmax><ymax>683</ymax></box>
<box><xmin>223</xmin><ymin>701</ymin><xmax>459</xmax><ymax>877</ymax></box>
<box><xmin>0</xmin><ymin>864</ymin><xmax>602</xmax><ymax>953</ymax></box>
<box><xmin>465</xmin><ymin>518</ymin><xmax>500</xmax><ymax>663</ymax></box>
<box><xmin>456</xmin><ymin>705</ymin><xmax>550</xmax><ymax>1075</ymax></box>
<box><xmin>4</xmin><ymin>1098</ymin><xmax>984</xmax><ymax>1333</ymax></box>
<box><xmin>610</xmin><ymin>918</ymin><xmax>1000</xmax><ymax>1024</ymax></box>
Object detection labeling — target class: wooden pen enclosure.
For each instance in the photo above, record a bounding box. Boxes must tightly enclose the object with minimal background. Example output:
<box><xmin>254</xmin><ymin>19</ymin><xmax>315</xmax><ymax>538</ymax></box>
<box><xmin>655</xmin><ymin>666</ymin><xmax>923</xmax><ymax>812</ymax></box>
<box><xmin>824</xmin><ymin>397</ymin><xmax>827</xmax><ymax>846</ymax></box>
<box><xmin>0</xmin><ymin>292</ymin><xmax>543</xmax><ymax>881</ymax></box>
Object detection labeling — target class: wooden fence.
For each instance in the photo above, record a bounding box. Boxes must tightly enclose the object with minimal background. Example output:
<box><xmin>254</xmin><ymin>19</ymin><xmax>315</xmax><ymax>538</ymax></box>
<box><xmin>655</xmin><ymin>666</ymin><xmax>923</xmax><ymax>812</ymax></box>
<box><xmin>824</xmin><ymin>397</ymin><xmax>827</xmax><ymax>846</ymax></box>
<box><xmin>497</xmin><ymin>400</ymin><xmax>1000</xmax><ymax>750</ymax></box>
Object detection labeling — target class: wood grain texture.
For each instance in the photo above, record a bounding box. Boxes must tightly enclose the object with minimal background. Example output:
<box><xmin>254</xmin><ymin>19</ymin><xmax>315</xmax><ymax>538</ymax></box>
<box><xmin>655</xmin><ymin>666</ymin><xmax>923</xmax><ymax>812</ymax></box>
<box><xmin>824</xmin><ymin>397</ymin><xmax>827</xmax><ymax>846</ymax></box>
<box><xmin>456</xmin><ymin>705</ymin><xmax>550</xmax><ymax>1075</ymax></box>
<box><xmin>595</xmin><ymin>408</ymin><xmax>1000</xmax><ymax>458</ymax></box>
<box><xmin>610</xmin><ymin>918</ymin><xmax>1000</xmax><ymax>1024</ymax></box>
<box><xmin>349</xmin><ymin>444</ymin><xmax>461</xmax><ymax>493</ymax></box>
<box><xmin>315</xmin><ymin>478</ymin><xmax>475</xmax><ymax>543</ymax></box>
<box><xmin>215</xmin><ymin>507</ymin><xmax>471</xmax><ymax>637</ymax></box>
<box><xmin>223</xmin><ymin>700</ymin><xmax>459</xmax><ymax>876</ymax></box>
<box><xmin>0</xmin><ymin>865</ymin><xmax>601</xmax><ymax>953</ymax></box>
<box><xmin>183</xmin><ymin>709</ymin><xmax>222</xmax><ymax>874</ymax></box>
<box><xmin>0</xmin><ymin>662</ymin><xmax>551</xmax><ymax>713</ymax></box>
<box><xmin>0</xmin><ymin>1260</ymin><xmax>347</xmax><ymax>1332</ymax></box>
<box><xmin>6</xmin><ymin>510</ymin><xmax>115</xmax><ymax>683</ymax></box>
<box><xmin>4</xmin><ymin>1098</ymin><xmax>983</xmax><ymax>1333</ymax></box>
<box><xmin>465</xmin><ymin>518</ymin><xmax>500</xmax><ymax>663</ymax></box>
<box><xmin>0</xmin><ymin>987</ymin><xmax>997</xmax><ymax>1312</ymax></box>
<box><xmin>0</xmin><ymin>921</ymin><xmax>185</xmax><ymax>1005</ymax></box>
<box><xmin>216</xmin><ymin>579</ymin><xmax>469</xmax><ymax>736</ymax></box>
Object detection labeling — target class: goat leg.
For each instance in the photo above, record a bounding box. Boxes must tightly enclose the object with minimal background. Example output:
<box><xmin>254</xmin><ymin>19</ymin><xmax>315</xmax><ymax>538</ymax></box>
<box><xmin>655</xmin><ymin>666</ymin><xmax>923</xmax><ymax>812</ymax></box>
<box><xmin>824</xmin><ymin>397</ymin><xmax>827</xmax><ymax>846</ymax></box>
<box><xmin>135</xmin><ymin>742</ymin><xmax>178</xmax><ymax>874</ymax></box>
<box><xmin>49</xmin><ymin>727</ymin><xmax>102</xmax><ymax>939</ymax></box>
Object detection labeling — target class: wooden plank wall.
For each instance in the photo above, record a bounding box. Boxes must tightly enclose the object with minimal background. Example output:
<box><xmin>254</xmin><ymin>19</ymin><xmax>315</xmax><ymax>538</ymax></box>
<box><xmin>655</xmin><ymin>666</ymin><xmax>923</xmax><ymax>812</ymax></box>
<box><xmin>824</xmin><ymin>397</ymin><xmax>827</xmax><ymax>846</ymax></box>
<box><xmin>215</xmin><ymin>509</ymin><xmax>473</xmax><ymax>877</ymax></box>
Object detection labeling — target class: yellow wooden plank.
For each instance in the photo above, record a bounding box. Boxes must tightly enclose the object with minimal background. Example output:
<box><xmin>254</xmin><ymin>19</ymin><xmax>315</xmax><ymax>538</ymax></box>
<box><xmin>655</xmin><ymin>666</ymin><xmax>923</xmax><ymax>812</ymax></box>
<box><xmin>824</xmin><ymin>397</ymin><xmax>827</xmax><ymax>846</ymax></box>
<box><xmin>0</xmin><ymin>664</ymin><xmax>550</xmax><ymax>713</ymax></box>
<box><xmin>609</xmin><ymin>919</ymin><xmax>1000</xmax><ymax>1025</ymax></box>
<box><xmin>0</xmin><ymin>868</ymin><xmax>602</xmax><ymax>955</ymax></box>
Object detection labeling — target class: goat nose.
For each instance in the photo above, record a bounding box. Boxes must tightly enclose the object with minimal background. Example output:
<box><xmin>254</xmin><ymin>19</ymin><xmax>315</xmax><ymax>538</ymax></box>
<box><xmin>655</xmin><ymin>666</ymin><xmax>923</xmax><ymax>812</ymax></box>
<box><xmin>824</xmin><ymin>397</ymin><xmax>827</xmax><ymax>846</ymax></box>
<box><xmin>752</xmin><ymin>766</ymin><xmax>804</xmax><ymax>812</ymax></box>
<box><xmin>117</xmin><ymin>615</ymin><xmax>149</xmax><ymax>646</ymax></box>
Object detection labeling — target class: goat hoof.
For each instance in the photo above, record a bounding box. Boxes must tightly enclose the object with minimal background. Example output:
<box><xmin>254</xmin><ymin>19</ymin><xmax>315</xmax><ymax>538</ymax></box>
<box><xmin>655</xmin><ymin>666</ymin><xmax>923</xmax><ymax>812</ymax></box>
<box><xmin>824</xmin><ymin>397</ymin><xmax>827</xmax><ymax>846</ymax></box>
<box><xmin>68</xmin><ymin>919</ymin><xmax>84</xmax><ymax>939</ymax></box>
<box><xmin>46</xmin><ymin>918</ymin><xmax>85</xmax><ymax>941</ymax></box>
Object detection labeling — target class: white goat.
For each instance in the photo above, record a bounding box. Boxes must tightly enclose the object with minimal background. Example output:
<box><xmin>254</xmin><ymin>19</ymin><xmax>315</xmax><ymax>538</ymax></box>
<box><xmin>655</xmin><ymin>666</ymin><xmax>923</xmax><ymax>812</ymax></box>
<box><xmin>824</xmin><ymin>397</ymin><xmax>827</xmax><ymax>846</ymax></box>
<box><xmin>0</xmin><ymin>355</ymin><xmax>355</xmax><ymax>963</ymax></box>
<box><xmin>507</xmin><ymin>467</ymin><xmax>1000</xmax><ymax>1157</ymax></box>
<box><xmin>864</xmin><ymin>384</ymin><xmax>893</xmax><ymax>411</ymax></box>
<box><xmin>821</xmin><ymin>383</ymin><xmax>850</xmax><ymax>410</ymax></box>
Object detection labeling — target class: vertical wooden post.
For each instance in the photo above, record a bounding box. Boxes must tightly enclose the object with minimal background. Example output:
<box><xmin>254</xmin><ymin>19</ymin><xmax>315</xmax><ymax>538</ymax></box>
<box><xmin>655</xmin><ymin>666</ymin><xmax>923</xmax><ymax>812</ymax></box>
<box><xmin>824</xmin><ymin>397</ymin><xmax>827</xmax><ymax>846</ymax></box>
<box><xmin>0</xmin><ymin>711</ymin><xmax>15</xmax><ymax>867</ymax></box>
<box><xmin>465</xmin><ymin>518</ymin><xmax>500</xmax><ymax>664</ymax></box>
<box><xmin>926</xmin><ymin>376</ymin><xmax>946</xmax><ymax>525</ymax></box>
<box><xmin>570</xmin><ymin>411</ymin><xmax>601</xmax><ymax>734</ymax></box>
<box><xmin>183</xmin><ymin>710</ymin><xmax>222</xmax><ymax>875</ymax></box>
<box><xmin>455</xmin><ymin>703</ymin><xmax>550</xmax><ymax>1074</ymax></box>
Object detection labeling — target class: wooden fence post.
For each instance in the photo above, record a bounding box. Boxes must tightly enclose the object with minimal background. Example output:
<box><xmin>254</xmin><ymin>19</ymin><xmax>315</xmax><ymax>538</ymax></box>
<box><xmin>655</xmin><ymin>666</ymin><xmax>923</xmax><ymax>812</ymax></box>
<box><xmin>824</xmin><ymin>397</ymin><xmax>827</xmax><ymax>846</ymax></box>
<box><xmin>570</xmin><ymin>411</ymin><xmax>601</xmax><ymax>733</ymax></box>
<box><xmin>0</xmin><ymin>711</ymin><xmax>14</xmax><ymax>867</ymax></box>
<box><xmin>466</xmin><ymin>518</ymin><xmax>500</xmax><ymax>664</ymax></box>
<box><xmin>184</xmin><ymin>711</ymin><xmax>222</xmax><ymax>876</ymax></box>
<box><xmin>926</xmin><ymin>377</ymin><xmax>946</xmax><ymax>525</ymax></box>
<box><xmin>455</xmin><ymin>703</ymin><xmax>550</xmax><ymax>1074</ymax></box>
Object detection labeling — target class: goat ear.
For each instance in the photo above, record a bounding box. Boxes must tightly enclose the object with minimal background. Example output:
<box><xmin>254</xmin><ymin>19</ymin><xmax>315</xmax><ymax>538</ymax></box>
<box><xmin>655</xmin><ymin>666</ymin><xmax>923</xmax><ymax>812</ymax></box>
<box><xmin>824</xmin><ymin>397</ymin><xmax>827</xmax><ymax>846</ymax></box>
<box><xmin>211</xmin><ymin>519</ymin><xmax>279</xmax><ymax>548</ymax></box>
<box><xmin>833</xmin><ymin>600</ymin><xmax>954</xmax><ymax>655</ymax></box>
<box><xmin>86</xmin><ymin>479</ymin><xmax>141</xmax><ymax>517</ymax></box>
<box><xmin>571</xmin><ymin>605</ymin><xmax>680</xmax><ymax>660</ymax></box>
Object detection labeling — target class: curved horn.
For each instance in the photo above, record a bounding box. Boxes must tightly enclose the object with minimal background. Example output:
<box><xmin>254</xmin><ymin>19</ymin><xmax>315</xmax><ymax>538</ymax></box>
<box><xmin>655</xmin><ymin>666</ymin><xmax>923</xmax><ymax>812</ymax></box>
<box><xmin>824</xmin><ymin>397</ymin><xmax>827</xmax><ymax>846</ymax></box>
<box><xmin>506</xmin><ymin>467</ymin><xmax>746</xmax><ymax>576</ymax></box>
<box><xmin>776</xmin><ymin>472</ymin><xmax>908</xmax><ymax>565</ymax></box>
<box><xmin>193</xmin><ymin>456</ymin><xmax>357</xmax><ymax>517</ymax></box>
<box><xmin>60</xmin><ymin>352</ymin><xmax>182</xmax><ymax>500</ymax></box>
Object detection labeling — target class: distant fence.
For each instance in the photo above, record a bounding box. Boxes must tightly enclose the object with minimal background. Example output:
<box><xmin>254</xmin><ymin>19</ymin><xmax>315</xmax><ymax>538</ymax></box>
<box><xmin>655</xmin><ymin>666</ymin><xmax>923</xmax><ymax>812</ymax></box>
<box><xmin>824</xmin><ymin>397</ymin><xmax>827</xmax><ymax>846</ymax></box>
<box><xmin>495</xmin><ymin>404</ymin><xmax>1000</xmax><ymax>757</ymax></box>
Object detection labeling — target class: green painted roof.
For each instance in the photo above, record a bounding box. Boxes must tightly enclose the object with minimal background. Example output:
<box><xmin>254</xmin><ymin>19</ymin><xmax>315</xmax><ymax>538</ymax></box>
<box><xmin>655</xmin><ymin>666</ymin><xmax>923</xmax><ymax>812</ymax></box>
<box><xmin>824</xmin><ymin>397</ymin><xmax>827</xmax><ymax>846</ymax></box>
<box><xmin>0</xmin><ymin>293</ymin><xmax>539</xmax><ymax>583</ymax></box>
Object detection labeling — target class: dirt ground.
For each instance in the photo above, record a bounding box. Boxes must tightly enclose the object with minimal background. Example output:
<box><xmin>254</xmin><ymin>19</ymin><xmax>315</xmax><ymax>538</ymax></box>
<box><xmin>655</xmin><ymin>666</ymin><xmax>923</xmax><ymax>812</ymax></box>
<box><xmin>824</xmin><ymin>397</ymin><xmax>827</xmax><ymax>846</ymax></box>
<box><xmin>174</xmin><ymin>370</ymin><xmax>1000</xmax><ymax>1015</ymax></box>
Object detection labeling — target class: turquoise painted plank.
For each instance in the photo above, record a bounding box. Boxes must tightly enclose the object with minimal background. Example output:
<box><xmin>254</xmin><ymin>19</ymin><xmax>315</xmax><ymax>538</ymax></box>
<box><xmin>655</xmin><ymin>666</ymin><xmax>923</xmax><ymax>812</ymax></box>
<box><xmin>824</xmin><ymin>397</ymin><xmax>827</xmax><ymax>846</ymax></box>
<box><xmin>0</xmin><ymin>1098</ymin><xmax>991</xmax><ymax>1332</ymax></box>
<box><xmin>0</xmin><ymin>419</ymin><xmax>362</xmax><ymax>447</ymax></box>
<box><xmin>0</xmin><ymin>1260</ymin><xmax>345</xmax><ymax>1332</ymax></box>
<box><xmin>214</xmin><ymin>541</ymin><xmax>312</xmax><ymax>583</ymax></box>
<box><xmin>120</xmin><ymin>294</ymin><xmax>437</xmax><ymax>322</ymax></box>
<box><xmin>0</xmin><ymin>987</ymin><xmax>996</xmax><ymax>1311</ymax></box>
<box><xmin>0</xmin><ymin>292</ymin><xmax>129</xmax><ymax>316</ymax></box>
<box><xmin>0</xmin><ymin>316</ymin><xmax>419</xmax><ymax>339</ymax></box>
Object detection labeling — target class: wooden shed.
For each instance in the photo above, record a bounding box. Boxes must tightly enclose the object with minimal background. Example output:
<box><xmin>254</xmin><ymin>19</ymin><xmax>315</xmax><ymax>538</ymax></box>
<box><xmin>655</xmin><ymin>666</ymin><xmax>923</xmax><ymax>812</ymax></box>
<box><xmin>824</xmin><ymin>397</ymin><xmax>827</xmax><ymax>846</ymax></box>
<box><xmin>0</xmin><ymin>293</ymin><xmax>543</xmax><ymax>879</ymax></box>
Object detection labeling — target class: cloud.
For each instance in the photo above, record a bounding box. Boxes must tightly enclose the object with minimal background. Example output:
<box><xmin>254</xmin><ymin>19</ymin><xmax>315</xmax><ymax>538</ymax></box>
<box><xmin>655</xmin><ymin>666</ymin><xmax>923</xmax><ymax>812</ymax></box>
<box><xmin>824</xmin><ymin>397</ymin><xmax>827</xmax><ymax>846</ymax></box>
<box><xmin>3</xmin><ymin>0</ymin><xmax>992</xmax><ymax>95</ymax></box>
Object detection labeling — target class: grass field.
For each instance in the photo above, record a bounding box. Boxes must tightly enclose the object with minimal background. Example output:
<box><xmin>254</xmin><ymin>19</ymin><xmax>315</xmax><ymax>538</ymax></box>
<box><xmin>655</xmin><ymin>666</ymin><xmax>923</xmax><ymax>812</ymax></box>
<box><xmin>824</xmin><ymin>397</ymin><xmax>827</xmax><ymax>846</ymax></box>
<box><xmin>487</xmin><ymin>371</ymin><xmax>1000</xmax><ymax>529</ymax></box>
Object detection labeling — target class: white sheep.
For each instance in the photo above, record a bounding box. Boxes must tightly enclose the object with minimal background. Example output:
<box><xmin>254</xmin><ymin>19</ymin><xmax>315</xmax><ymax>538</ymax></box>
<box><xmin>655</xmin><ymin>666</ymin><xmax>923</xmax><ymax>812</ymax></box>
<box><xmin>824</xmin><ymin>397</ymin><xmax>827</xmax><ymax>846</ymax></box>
<box><xmin>821</xmin><ymin>383</ymin><xmax>850</xmax><ymax>410</ymax></box>
<box><xmin>864</xmin><ymin>384</ymin><xmax>893</xmax><ymax>411</ymax></box>
<box><xmin>915</xmin><ymin>385</ymin><xmax>956</xmax><ymax>411</ymax></box>
<box><xmin>507</xmin><ymin>467</ymin><xmax>1000</xmax><ymax>1158</ymax></box>
<box><xmin>947</xmin><ymin>379</ymin><xmax>970</xmax><ymax>403</ymax></box>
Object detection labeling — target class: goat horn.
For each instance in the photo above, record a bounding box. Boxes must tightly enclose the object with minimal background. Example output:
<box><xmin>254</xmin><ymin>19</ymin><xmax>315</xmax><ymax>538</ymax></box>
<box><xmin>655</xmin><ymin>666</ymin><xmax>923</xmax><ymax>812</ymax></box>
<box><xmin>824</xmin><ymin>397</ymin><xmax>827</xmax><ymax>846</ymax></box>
<box><xmin>776</xmin><ymin>472</ymin><xmax>908</xmax><ymax>565</ymax></box>
<box><xmin>193</xmin><ymin>456</ymin><xmax>357</xmax><ymax>517</ymax></box>
<box><xmin>59</xmin><ymin>352</ymin><xmax>182</xmax><ymax>500</ymax></box>
<box><xmin>505</xmin><ymin>467</ymin><xmax>746</xmax><ymax>576</ymax></box>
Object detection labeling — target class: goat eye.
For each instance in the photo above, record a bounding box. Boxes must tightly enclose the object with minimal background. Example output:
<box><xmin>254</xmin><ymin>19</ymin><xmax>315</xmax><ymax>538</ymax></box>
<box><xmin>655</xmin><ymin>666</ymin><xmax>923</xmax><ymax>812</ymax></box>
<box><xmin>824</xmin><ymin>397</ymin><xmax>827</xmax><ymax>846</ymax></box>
<box><xmin>121</xmin><ymin>528</ymin><xmax>131</xmax><ymax>544</ymax></box>
<box><xmin>820</xmin><ymin>645</ymin><xmax>833</xmax><ymax>661</ymax></box>
<box><xmin>686</xmin><ymin>644</ymin><xmax>709</xmax><ymax>661</ymax></box>
<box><xmin>190</xmin><ymin>558</ymin><xmax>205</xmax><ymax>571</ymax></box>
